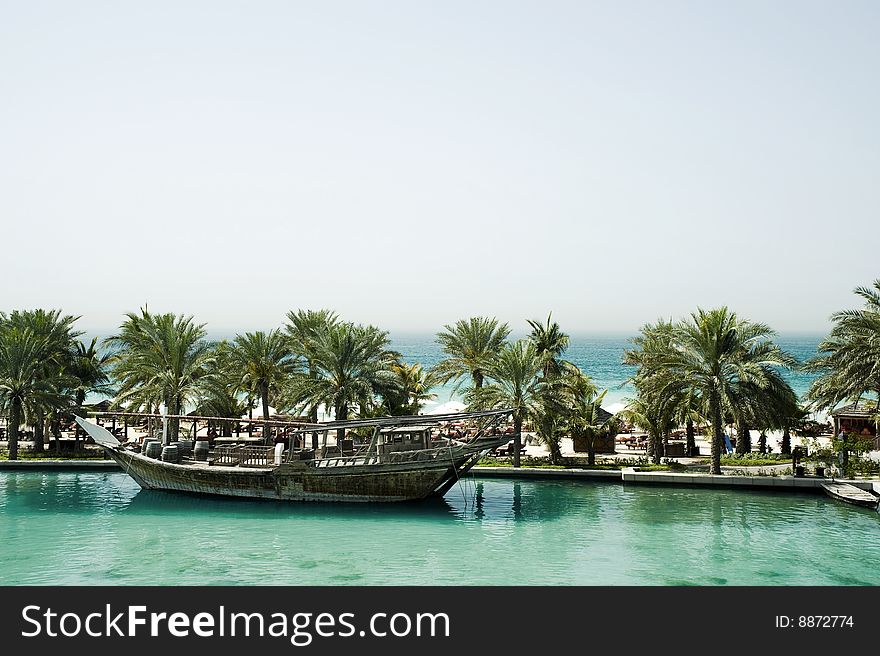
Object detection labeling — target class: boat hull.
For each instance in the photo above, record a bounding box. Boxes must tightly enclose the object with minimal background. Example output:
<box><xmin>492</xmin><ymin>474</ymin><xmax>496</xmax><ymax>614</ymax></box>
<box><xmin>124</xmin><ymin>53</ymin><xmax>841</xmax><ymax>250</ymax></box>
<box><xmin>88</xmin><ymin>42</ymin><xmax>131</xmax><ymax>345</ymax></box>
<box><xmin>821</xmin><ymin>482</ymin><xmax>880</xmax><ymax>509</ymax></box>
<box><xmin>107</xmin><ymin>449</ymin><xmax>478</xmax><ymax>503</ymax></box>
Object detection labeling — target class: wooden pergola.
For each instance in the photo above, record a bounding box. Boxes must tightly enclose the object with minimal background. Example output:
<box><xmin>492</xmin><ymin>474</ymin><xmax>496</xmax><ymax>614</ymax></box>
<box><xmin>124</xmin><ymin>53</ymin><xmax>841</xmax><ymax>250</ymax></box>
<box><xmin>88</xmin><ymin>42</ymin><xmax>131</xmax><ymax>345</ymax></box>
<box><xmin>831</xmin><ymin>403</ymin><xmax>879</xmax><ymax>449</ymax></box>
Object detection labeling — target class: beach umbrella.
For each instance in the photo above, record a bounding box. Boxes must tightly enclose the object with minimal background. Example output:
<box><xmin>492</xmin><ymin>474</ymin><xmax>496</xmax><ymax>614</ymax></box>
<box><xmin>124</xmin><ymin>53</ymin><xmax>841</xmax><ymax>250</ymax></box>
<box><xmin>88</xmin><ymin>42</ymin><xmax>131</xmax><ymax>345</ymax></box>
<box><xmin>605</xmin><ymin>402</ymin><xmax>626</xmax><ymax>415</ymax></box>
<box><xmin>426</xmin><ymin>401</ymin><xmax>466</xmax><ymax>415</ymax></box>
<box><xmin>241</xmin><ymin>406</ymin><xmax>276</xmax><ymax>419</ymax></box>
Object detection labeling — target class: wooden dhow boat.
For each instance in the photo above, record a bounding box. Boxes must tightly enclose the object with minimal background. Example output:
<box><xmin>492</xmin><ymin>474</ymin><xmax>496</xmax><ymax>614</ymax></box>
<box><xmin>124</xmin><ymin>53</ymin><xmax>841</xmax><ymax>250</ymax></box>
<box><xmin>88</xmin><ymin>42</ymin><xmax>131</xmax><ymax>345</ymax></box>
<box><xmin>75</xmin><ymin>409</ymin><xmax>513</xmax><ymax>503</ymax></box>
<box><xmin>820</xmin><ymin>481</ymin><xmax>880</xmax><ymax>509</ymax></box>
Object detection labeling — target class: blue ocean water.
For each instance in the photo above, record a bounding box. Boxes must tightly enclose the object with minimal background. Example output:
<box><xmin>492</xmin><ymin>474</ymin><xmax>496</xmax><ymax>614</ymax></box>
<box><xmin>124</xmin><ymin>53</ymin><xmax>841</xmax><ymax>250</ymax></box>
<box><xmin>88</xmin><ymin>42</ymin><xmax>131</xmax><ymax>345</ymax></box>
<box><xmin>392</xmin><ymin>333</ymin><xmax>824</xmax><ymax>409</ymax></box>
<box><xmin>84</xmin><ymin>332</ymin><xmax>824</xmax><ymax>411</ymax></box>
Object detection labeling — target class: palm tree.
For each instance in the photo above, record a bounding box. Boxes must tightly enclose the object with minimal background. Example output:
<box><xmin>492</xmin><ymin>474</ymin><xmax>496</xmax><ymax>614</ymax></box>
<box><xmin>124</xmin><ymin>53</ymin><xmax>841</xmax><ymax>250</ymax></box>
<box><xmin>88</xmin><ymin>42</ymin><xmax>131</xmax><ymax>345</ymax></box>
<box><xmin>620</xmin><ymin>391</ymin><xmax>676</xmax><ymax>465</ymax></box>
<box><xmin>432</xmin><ymin>317</ymin><xmax>510</xmax><ymax>391</ymax></box>
<box><xmin>0</xmin><ymin>327</ymin><xmax>74</xmax><ymax>460</ymax></box>
<box><xmin>672</xmin><ymin>388</ymin><xmax>703</xmax><ymax>458</ymax></box>
<box><xmin>227</xmin><ymin>330</ymin><xmax>298</xmax><ymax>425</ymax></box>
<box><xmin>625</xmin><ymin>318</ymin><xmax>699</xmax><ymax>459</ymax></box>
<box><xmin>626</xmin><ymin>308</ymin><xmax>797</xmax><ymax>474</ymax></box>
<box><xmin>735</xmin><ymin>379</ymin><xmax>800</xmax><ymax>454</ymax></box>
<box><xmin>64</xmin><ymin>336</ymin><xmax>114</xmax><ymax>451</ymax></box>
<box><xmin>806</xmin><ymin>279</ymin><xmax>880</xmax><ymax>420</ymax></box>
<box><xmin>381</xmin><ymin>363</ymin><xmax>438</xmax><ymax>415</ymax></box>
<box><xmin>284</xmin><ymin>322</ymin><xmax>398</xmax><ymax>444</ymax></box>
<box><xmin>533</xmin><ymin>410</ymin><xmax>564</xmax><ymax>466</ymax></box>
<box><xmin>778</xmin><ymin>402</ymin><xmax>808</xmax><ymax>455</ymax></box>
<box><xmin>558</xmin><ymin>372</ymin><xmax>615</xmax><ymax>466</ymax></box>
<box><xmin>193</xmin><ymin>340</ymin><xmax>244</xmax><ymax>437</ymax></box>
<box><xmin>2</xmin><ymin>310</ymin><xmax>80</xmax><ymax>356</ymax></box>
<box><xmin>286</xmin><ymin>309</ymin><xmax>339</xmax><ymax>422</ymax></box>
<box><xmin>527</xmin><ymin>313</ymin><xmax>573</xmax><ymax>380</ymax></box>
<box><xmin>195</xmin><ymin>388</ymin><xmax>247</xmax><ymax>437</ymax></box>
<box><xmin>68</xmin><ymin>337</ymin><xmax>113</xmax><ymax>409</ymax></box>
<box><xmin>466</xmin><ymin>339</ymin><xmax>542</xmax><ymax>467</ymax></box>
<box><xmin>106</xmin><ymin>309</ymin><xmax>215</xmax><ymax>442</ymax></box>
<box><xmin>2</xmin><ymin>309</ymin><xmax>80</xmax><ymax>452</ymax></box>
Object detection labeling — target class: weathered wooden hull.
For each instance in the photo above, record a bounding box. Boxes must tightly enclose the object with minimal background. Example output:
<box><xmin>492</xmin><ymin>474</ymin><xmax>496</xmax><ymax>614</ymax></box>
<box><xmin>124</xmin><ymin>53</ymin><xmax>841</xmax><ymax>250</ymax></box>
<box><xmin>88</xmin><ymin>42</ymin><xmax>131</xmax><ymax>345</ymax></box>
<box><xmin>821</xmin><ymin>482</ymin><xmax>880</xmax><ymax>509</ymax></box>
<box><xmin>107</xmin><ymin>449</ymin><xmax>479</xmax><ymax>502</ymax></box>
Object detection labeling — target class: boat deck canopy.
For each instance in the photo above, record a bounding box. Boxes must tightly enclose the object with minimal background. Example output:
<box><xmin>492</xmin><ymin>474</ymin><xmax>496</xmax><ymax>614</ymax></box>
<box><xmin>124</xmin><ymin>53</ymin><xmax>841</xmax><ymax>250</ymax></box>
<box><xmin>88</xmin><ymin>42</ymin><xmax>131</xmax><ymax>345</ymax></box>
<box><xmin>288</xmin><ymin>409</ymin><xmax>512</xmax><ymax>435</ymax></box>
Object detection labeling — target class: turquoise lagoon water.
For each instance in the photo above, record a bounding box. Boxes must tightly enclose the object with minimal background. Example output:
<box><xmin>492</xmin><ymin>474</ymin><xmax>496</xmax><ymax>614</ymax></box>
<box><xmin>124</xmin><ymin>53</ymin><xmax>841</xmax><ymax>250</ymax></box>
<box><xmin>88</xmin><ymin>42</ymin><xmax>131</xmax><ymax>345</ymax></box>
<box><xmin>2</xmin><ymin>471</ymin><xmax>878</xmax><ymax>586</ymax></box>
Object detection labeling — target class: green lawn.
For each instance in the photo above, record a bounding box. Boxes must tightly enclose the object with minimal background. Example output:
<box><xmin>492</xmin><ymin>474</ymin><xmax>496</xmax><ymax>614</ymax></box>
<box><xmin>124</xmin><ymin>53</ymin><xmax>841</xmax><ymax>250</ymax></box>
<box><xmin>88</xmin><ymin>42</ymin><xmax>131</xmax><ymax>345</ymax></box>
<box><xmin>717</xmin><ymin>454</ymin><xmax>793</xmax><ymax>467</ymax></box>
<box><xmin>476</xmin><ymin>456</ymin><xmax>684</xmax><ymax>471</ymax></box>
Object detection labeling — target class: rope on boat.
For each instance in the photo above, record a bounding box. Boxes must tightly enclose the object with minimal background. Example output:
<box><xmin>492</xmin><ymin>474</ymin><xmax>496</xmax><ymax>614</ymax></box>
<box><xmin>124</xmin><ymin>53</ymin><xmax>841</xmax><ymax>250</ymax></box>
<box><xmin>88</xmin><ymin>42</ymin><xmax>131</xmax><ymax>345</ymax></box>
<box><xmin>448</xmin><ymin>442</ymin><xmax>469</xmax><ymax>506</ymax></box>
<box><xmin>447</xmin><ymin>412</ymin><xmax>507</xmax><ymax>509</ymax></box>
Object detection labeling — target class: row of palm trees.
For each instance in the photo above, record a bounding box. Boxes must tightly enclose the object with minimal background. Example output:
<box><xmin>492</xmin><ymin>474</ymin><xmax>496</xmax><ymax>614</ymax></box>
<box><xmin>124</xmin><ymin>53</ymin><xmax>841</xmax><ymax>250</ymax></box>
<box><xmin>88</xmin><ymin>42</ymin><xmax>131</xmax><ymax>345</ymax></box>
<box><xmin>432</xmin><ymin>315</ymin><xmax>615</xmax><ymax>466</ymax></box>
<box><xmin>622</xmin><ymin>309</ymin><xmax>801</xmax><ymax>474</ymax></box>
<box><xmin>0</xmin><ymin>307</ymin><xmax>613</xmax><ymax>465</ymax></box>
<box><xmin>806</xmin><ymin>280</ymin><xmax>880</xmax><ymax>414</ymax></box>
<box><xmin>0</xmin><ymin>310</ymin><xmax>111</xmax><ymax>459</ymax></box>
<box><xmin>2</xmin><ymin>279</ymin><xmax>877</xmax><ymax>467</ymax></box>
<box><xmin>104</xmin><ymin>308</ymin><xmax>435</xmax><ymax>445</ymax></box>
<box><xmin>621</xmin><ymin>279</ymin><xmax>880</xmax><ymax>474</ymax></box>
<box><xmin>0</xmin><ymin>308</ymin><xmax>433</xmax><ymax>458</ymax></box>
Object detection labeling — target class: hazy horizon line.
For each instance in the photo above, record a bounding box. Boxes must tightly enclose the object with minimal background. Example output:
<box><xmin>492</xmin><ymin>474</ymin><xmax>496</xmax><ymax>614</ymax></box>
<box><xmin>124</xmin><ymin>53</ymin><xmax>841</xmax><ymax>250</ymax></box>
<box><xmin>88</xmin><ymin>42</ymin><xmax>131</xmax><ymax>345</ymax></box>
<box><xmin>74</xmin><ymin>327</ymin><xmax>831</xmax><ymax>340</ymax></box>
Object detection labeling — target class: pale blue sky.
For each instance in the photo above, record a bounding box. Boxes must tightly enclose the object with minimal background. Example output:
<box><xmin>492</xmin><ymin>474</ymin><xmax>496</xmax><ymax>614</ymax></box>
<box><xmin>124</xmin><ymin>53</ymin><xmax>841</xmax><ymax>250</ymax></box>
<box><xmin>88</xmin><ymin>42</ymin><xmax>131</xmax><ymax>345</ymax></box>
<box><xmin>1</xmin><ymin>1</ymin><xmax>877</xmax><ymax>334</ymax></box>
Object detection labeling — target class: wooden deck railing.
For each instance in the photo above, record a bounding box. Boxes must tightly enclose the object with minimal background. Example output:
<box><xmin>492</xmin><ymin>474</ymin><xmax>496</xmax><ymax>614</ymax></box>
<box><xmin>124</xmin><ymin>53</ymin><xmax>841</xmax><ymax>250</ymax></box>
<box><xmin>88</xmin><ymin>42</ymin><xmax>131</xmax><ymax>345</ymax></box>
<box><xmin>208</xmin><ymin>440</ymin><xmax>496</xmax><ymax>469</ymax></box>
<box><xmin>210</xmin><ymin>445</ymin><xmax>276</xmax><ymax>468</ymax></box>
<box><xmin>315</xmin><ymin>446</ymin><xmax>455</xmax><ymax>468</ymax></box>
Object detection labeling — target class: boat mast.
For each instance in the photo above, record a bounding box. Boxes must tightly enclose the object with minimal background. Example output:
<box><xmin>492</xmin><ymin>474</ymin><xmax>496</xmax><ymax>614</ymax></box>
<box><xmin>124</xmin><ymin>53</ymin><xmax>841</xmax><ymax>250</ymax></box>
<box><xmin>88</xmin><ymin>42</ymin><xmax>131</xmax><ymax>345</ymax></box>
<box><xmin>366</xmin><ymin>426</ymin><xmax>381</xmax><ymax>455</ymax></box>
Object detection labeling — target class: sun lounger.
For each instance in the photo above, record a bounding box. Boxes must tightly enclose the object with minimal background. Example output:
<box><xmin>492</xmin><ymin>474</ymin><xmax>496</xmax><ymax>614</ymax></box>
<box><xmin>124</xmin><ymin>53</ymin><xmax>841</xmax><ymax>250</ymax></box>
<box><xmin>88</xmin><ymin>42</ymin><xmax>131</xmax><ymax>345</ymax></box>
<box><xmin>491</xmin><ymin>440</ymin><xmax>526</xmax><ymax>458</ymax></box>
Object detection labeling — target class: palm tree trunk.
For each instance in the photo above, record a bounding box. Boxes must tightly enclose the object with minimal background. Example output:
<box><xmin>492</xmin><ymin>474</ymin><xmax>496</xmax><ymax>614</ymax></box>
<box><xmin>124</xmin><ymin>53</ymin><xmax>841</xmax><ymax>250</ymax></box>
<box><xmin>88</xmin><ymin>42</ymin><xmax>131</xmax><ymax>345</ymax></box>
<box><xmin>75</xmin><ymin>391</ymin><xmax>86</xmax><ymax>452</ymax></box>
<box><xmin>758</xmin><ymin>431</ymin><xmax>767</xmax><ymax>454</ymax></box>
<box><xmin>781</xmin><ymin>425</ymin><xmax>791</xmax><ymax>455</ymax></box>
<box><xmin>656</xmin><ymin>432</ymin><xmax>666</xmax><ymax>464</ymax></box>
<box><xmin>336</xmin><ymin>403</ymin><xmax>347</xmax><ymax>448</ymax></box>
<box><xmin>550</xmin><ymin>438</ymin><xmax>563</xmax><ymax>466</ymax></box>
<box><xmin>168</xmin><ymin>400</ymin><xmax>180</xmax><ymax>443</ymax></box>
<box><xmin>8</xmin><ymin>399</ymin><xmax>22</xmax><ymax>460</ymax></box>
<box><xmin>473</xmin><ymin>371</ymin><xmax>484</xmax><ymax>389</ymax></box>
<box><xmin>512</xmin><ymin>413</ymin><xmax>522</xmax><ymax>468</ymax></box>
<box><xmin>710</xmin><ymin>391</ymin><xmax>723</xmax><ymax>475</ymax></box>
<box><xmin>307</xmin><ymin>362</ymin><xmax>319</xmax><ymax>423</ymax></box>
<box><xmin>735</xmin><ymin>420</ymin><xmax>749</xmax><ymax>455</ymax></box>
<box><xmin>51</xmin><ymin>417</ymin><xmax>61</xmax><ymax>454</ymax></box>
<box><xmin>261</xmin><ymin>386</ymin><xmax>270</xmax><ymax>421</ymax></box>
<box><xmin>261</xmin><ymin>384</ymin><xmax>271</xmax><ymax>443</ymax></box>
<box><xmin>874</xmin><ymin>391</ymin><xmax>879</xmax><ymax>447</ymax></box>
<box><xmin>33</xmin><ymin>412</ymin><xmax>45</xmax><ymax>453</ymax></box>
<box><xmin>686</xmin><ymin>418</ymin><xmax>695</xmax><ymax>456</ymax></box>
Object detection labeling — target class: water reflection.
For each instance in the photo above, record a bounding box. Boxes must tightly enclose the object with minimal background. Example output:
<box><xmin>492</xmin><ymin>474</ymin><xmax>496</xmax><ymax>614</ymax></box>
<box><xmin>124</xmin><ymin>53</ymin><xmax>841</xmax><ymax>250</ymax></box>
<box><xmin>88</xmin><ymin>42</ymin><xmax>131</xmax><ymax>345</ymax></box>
<box><xmin>0</xmin><ymin>471</ymin><xmax>139</xmax><ymax>514</ymax></box>
<box><xmin>512</xmin><ymin>482</ymin><xmax>522</xmax><ymax>520</ymax></box>
<box><xmin>124</xmin><ymin>478</ymin><xmax>590</xmax><ymax>525</ymax></box>
<box><xmin>124</xmin><ymin>488</ymin><xmax>462</xmax><ymax>522</ymax></box>
<box><xmin>2</xmin><ymin>471</ymin><xmax>595</xmax><ymax>525</ymax></box>
<box><xmin>447</xmin><ymin>478</ymin><xmax>600</xmax><ymax>524</ymax></box>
